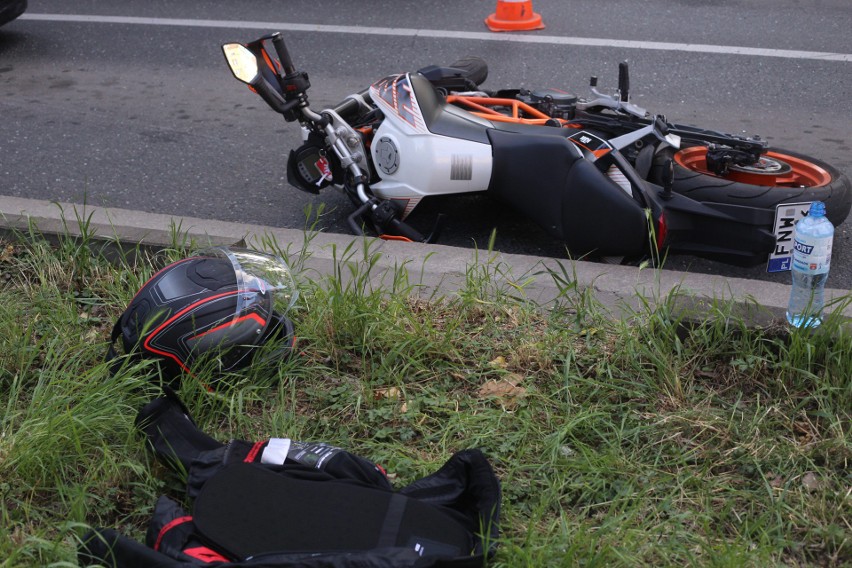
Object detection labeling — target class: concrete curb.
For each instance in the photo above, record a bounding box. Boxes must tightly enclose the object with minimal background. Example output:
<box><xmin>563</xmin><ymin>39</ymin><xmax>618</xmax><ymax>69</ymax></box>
<box><xmin>2</xmin><ymin>196</ymin><xmax>850</xmax><ymax>324</ymax></box>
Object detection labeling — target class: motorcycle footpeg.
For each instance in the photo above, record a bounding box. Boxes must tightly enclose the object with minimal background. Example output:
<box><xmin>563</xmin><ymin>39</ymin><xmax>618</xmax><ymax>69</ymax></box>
<box><xmin>424</xmin><ymin>214</ymin><xmax>446</xmax><ymax>244</ymax></box>
<box><xmin>387</xmin><ymin>213</ymin><xmax>445</xmax><ymax>244</ymax></box>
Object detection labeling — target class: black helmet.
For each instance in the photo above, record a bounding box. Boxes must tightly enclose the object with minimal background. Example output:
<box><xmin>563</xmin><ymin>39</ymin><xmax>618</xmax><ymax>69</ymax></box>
<box><xmin>109</xmin><ymin>246</ymin><xmax>297</xmax><ymax>387</ymax></box>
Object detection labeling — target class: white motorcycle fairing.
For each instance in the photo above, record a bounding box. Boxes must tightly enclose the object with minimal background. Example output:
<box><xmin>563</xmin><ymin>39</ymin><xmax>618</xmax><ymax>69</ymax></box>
<box><xmin>369</xmin><ymin>74</ymin><xmax>493</xmax><ymax>218</ymax></box>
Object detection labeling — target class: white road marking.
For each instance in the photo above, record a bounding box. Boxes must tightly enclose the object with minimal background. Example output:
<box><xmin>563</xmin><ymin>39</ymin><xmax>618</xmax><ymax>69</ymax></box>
<box><xmin>20</xmin><ymin>13</ymin><xmax>851</xmax><ymax>62</ymax></box>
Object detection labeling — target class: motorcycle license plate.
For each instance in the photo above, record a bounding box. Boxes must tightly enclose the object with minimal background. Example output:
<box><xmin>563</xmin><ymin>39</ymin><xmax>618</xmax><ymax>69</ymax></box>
<box><xmin>767</xmin><ymin>202</ymin><xmax>811</xmax><ymax>273</ymax></box>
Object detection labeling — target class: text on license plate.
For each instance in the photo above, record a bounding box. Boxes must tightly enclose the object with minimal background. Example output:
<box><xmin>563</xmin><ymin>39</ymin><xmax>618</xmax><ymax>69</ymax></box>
<box><xmin>767</xmin><ymin>202</ymin><xmax>811</xmax><ymax>273</ymax></box>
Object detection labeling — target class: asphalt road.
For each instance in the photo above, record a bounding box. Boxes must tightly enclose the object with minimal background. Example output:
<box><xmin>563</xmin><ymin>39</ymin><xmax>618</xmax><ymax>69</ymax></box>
<box><xmin>1</xmin><ymin>0</ymin><xmax>851</xmax><ymax>288</ymax></box>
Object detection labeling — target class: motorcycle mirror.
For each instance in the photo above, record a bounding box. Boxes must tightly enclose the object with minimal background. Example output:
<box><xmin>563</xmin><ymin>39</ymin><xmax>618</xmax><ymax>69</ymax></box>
<box><xmin>222</xmin><ymin>43</ymin><xmax>259</xmax><ymax>85</ymax></box>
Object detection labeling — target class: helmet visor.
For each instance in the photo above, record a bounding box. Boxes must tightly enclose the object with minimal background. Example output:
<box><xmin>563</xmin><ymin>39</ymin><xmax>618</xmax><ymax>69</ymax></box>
<box><xmin>195</xmin><ymin>246</ymin><xmax>298</xmax><ymax>319</ymax></box>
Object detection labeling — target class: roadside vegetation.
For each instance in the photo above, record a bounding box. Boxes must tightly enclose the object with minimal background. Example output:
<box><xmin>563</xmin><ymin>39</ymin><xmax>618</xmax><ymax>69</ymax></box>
<box><xmin>0</xmin><ymin>217</ymin><xmax>849</xmax><ymax>567</ymax></box>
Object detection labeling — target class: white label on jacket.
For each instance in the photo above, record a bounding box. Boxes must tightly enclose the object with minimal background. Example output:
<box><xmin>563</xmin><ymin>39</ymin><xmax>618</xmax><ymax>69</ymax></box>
<box><xmin>792</xmin><ymin>234</ymin><xmax>832</xmax><ymax>275</ymax></box>
<box><xmin>260</xmin><ymin>438</ymin><xmax>292</xmax><ymax>465</ymax></box>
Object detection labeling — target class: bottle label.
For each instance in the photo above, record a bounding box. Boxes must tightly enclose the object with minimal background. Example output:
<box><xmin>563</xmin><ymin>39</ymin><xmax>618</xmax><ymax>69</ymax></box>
<box><xmin>791</xmin><ymin>233</ymin><xmax>832</xmax><ymax>274</ymax></box>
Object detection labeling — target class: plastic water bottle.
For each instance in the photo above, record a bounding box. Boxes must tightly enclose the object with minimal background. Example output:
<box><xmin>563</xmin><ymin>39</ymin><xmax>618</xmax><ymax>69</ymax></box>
<box><xmin>786</xmin><ymin>201</ymin><xmax>834</xmax><ymax>328</ymax></box>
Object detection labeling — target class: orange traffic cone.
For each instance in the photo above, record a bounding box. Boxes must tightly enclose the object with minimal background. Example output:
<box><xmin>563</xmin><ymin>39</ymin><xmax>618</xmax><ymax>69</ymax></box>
<box><xmin>485</xmin><ymin>0</ymin><xmax>545</xmax><ymax>32</ymax></box>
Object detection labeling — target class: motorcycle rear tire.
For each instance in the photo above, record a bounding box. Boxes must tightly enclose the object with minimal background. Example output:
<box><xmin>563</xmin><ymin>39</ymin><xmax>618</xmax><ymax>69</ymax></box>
<box><xmin>650</xmin><ymin>145</ymin><xmax>852</xmax><ymax>227</ymax></box>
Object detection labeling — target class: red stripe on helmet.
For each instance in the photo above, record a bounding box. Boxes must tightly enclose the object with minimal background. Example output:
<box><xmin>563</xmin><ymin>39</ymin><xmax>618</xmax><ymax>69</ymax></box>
<box><xmin>143</xmin><ymin>291</ymin><xmax>240</xmax><ymax>374</ymax></box>
<box><xmin>189</xmin><ymin>313</ymin><xmax>267</xmax><ymax>340</ymax></box>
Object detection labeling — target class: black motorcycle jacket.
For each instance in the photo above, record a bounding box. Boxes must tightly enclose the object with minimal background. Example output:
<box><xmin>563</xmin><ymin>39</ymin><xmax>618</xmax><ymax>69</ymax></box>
<box><xmin>78</xmin><ymin>394</ymin><xmax>502</xmax><ymax>568</ymax></box>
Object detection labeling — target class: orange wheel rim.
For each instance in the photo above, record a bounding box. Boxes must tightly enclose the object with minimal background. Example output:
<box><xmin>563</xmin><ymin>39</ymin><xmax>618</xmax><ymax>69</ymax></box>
<box><xmin>674</xmin><ymin>146</ymin><xmax>832</xmax><ymax>187</ymax></box>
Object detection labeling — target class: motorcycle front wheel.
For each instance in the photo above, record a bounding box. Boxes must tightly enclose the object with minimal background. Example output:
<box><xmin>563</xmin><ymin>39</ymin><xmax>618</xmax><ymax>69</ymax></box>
<box><xmin>650</xmin><ymin>146</ymin><xmax>852</xmax><ymax>226</ymax></box>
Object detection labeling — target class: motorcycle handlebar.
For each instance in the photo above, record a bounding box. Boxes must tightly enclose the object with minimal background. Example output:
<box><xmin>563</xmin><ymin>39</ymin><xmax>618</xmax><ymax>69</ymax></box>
<box><xmin>346</xmin><ymin>200</ymin><xmax>428</xmax><ymax>242</ymax></box>
<box><xmin>331</xmin><ymin>88</ymin><xmax>373</xmax><ymax>121</ymax></box>
<box><xmin>253</xmin><ymin>76</ymin><xmax>302</xmax><ymax>115</ymax></box>
<box><xmin>270</xmin><ymin>33</ymin><xmax>297</xmax><ymax>76</ymax></box>
<box><xmin>618</xmin><ymin>62</ymin><xmax>629</xmax><ymax>102</ymax></box>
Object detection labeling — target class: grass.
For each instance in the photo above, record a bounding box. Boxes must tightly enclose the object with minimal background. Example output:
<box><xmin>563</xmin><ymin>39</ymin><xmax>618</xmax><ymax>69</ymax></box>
<box><xmin>0</xmin><ymin>221</ymin><xmax>849</xmax><ymax>567</ymax></box>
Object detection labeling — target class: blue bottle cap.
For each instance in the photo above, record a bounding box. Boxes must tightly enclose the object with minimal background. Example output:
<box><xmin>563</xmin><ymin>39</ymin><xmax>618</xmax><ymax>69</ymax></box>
<box><xmin>809</xmin><ymin>201</ymin><xmax>826</xmax><ymax>217</ymax></box>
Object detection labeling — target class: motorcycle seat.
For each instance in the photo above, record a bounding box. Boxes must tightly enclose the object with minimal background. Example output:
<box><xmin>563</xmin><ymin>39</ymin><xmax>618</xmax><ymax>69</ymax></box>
<box><xmin>409</xmin><ymin>73</ymin><xmax>493</xmax><ymax>144</ymax></box>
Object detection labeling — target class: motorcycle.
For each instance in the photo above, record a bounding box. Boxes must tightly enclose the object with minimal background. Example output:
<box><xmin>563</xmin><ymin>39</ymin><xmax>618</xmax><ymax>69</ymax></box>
<box><xmin>221</xmin><ymin>33</ymin><xmax>851</xmax><ymax>270</ymax></box>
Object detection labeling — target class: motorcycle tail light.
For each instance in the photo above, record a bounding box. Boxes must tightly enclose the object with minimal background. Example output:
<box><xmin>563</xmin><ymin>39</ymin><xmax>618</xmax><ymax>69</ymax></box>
<box><xmin>656</xmin><ymin>212</ymin><xmax>668</xmax><ymax>250</ymax></box>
